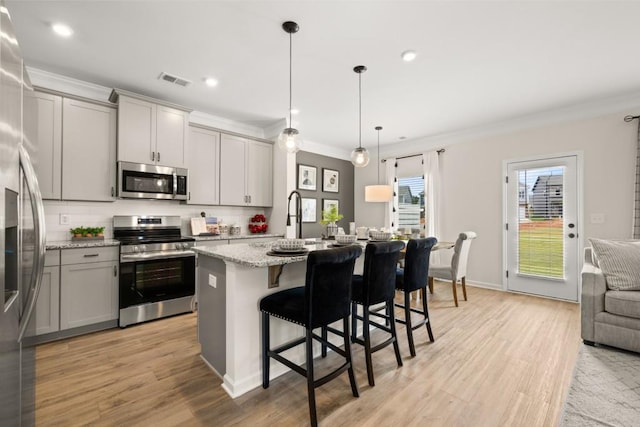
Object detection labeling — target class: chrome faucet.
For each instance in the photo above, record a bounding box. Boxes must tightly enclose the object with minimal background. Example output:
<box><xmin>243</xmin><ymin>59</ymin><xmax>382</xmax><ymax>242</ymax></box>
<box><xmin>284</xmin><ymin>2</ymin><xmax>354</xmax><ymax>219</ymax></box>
<box><xmin>286</xmin><ymin>190</ymin><xmax>303</xmax><ymax>239</ymax></box>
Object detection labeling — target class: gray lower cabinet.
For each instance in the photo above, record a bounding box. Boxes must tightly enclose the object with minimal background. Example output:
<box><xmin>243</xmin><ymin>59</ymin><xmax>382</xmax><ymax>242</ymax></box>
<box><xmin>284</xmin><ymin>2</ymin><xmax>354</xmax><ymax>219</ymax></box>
<box><xmin>34</xmin><ymin>250</ymin><xmax>61</xmax><ymax>335</ymax></box>
<box><xmin>59</xmin><ymin>247</ymin><xmax>119</xmax><ymax>330</ymax></box>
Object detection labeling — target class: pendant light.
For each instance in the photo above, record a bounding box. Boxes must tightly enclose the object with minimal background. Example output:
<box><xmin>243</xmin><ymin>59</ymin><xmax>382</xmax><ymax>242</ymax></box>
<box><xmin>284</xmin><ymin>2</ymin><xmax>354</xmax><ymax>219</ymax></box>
<box><xmin>365</xmin><ymin>126</ymin><xmax>393</xmax><ymax>202</ymax></box>
<box><xmin>350</xmin><ymin>65</ymin><xmax>370</xmax><ymax>167</ymax></box>
<box><xmin>278</xmin><ymin>21</ymin><xmax>303</xmax><ymax>153</ymax></box>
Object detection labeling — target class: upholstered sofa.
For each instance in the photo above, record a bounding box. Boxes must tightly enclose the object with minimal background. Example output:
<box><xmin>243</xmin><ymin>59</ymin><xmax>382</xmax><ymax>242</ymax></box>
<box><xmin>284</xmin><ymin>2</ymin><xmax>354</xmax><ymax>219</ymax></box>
<box><xmin>581</xmin><ymin>246</ymin><xmax>640</xmax><ymax>353</ymax></box>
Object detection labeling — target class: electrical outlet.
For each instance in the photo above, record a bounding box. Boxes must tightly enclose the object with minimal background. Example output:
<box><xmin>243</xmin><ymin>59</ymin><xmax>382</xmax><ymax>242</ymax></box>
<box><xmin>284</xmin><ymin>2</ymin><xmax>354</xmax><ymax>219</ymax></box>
<box><xmin>208</xmin><ymin>274</ymin><xmax>217</xmax><ymax>288</ymax></box>
<box><xmin>60</xmin><ymin>214</ymin><xmax>69</xmax><ymax>225</ymax></box>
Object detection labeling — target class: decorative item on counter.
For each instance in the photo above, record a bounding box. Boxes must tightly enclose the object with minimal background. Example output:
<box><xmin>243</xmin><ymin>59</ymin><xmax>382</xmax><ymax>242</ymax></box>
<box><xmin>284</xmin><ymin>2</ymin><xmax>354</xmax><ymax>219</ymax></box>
<box><xmin>320</xmin><ymin>205</ymin><xmax>343</xmax><ymax>239</ymax></box>
<box><xmin>218</xmin><ymin>222</ymin><xmax>229</xmax><ymax>236</ymax></box>
<box><xmin>230</xmin><ymin>224</ymin><xmax>242</xmax><ymax>236</ymax></box>
<box><xmin>190</xmin><ymin>216</ymin><xmax>219</xmax><ymax>236</ymax></box>
<box><xmin>249</xmin><ymin>214</ymin><xmax>268</xmax><ymax>234</ymax></box>
<box><xmin>70</xmin><ymin>226</ymin><xmax>105</xmax><ymax>241</ymax></box>
<box><xmin>369</xmin><ymin>230</ymin><xmax>392</xmax><ymax>241</ymax></box>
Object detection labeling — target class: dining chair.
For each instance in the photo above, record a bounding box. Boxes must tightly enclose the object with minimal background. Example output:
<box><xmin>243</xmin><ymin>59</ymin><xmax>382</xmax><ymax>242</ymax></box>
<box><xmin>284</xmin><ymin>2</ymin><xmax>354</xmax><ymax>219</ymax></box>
<box><xmin>428</xmin><ymin>231</ymin><xmax>477</xmax><ymax>307</ymax></box>
<box><xmin>260</xmin><ymin>245</ymin><xmax>362</xmax><ymax>427</ymax></box>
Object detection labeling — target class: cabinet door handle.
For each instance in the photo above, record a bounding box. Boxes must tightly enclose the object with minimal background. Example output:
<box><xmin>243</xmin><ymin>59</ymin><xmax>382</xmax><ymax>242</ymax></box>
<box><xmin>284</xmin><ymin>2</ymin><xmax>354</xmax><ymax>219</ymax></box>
<box><xmin>83</xmin><ymin>253</ymin><xmax>100</xmax><ymax>258</ymax></box>
<box><xmin>157</xmin><ymin>152</ymin><xmax>161</xmax><ymax>162</ymax></box>
<box><xmin>114</xmin><ymin>265</ymin><xmax>118</xmax><ymax>277</ymax></box>
<box><xmin>248</xmin><ymin>195</ymin><xmax>251</xmax><ymax>203</ymax></box>
<box><xmin>152</xmin><ymin>152</ymin><xmax>155</xmax><ymax>162</ymax></box>
<box><xmin>111</xmin><ymin>186</ymin><xmax>115</xmax><ymax>197</ymax></box>
<box><xmin>188</xmin><ymin>192</ymin><xmax>191</xmax><ymax>201</ymax></box>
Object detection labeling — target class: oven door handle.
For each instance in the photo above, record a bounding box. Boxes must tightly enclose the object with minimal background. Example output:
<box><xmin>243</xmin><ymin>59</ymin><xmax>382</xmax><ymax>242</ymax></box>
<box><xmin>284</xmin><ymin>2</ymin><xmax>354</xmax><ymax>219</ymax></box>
<box><xmin>120</xmin><ymin>250</ymin><xmax>195</xmax><ymax>263</ymax></box>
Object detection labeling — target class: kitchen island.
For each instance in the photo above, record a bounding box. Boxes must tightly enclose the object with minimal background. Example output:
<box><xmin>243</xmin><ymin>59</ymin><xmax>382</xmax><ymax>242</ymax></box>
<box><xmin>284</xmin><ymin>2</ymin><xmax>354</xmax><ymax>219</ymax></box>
<box><xmin>193</xmin><ymin>239</ymin><xmax>365</xmax><ymax>398</ymax></box>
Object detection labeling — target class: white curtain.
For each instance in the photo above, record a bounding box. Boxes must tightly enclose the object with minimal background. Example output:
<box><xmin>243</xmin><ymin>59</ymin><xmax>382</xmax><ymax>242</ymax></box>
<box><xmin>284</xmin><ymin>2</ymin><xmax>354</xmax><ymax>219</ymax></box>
<box><xmin>384</xmin><ymin>157</ymin><xmax>399</xmax><ymax>231</ymax></box>
<box><xmin>422</xmin><ymin>151</ymin><xmax>441</xmax><ymax>239</ymax></box>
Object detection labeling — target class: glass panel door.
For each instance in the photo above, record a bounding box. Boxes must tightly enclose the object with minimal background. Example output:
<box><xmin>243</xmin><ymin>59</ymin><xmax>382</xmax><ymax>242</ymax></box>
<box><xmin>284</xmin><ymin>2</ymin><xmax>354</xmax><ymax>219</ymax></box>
<box><xmin>505</xmin><ymin>155</ymin><xmax>579</xmax><ymax>301</ymax></box>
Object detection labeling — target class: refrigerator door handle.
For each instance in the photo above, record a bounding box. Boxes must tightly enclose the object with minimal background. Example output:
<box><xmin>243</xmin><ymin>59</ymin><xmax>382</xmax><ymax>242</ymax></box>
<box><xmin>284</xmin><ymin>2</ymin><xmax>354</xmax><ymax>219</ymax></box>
<box><xmin>17</xmin><ymin>145</ymin><xmax>46</xmax><ymax>343</ymax></box>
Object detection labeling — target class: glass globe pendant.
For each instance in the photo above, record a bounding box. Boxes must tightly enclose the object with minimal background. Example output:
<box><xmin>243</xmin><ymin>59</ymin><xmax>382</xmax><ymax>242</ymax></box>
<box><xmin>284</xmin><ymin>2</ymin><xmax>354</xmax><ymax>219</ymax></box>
<box><xmin>278</xmin><ymin>127</ymin><xmax>302</xmax><ymax>153</ymax></box>
<box><xmin>351</xmin><ymin>65</ymin><xmax>369</xmax><ymax>168</ymax></box>
<box><xmin>278</xmin><ymin>21</ymin><xmax>303</xmax><ymax>154</ymax></box>
<box><xmin>350</xmin><ymin>147</ymin><xmax>370</xmax><ymax>167</ymax></box>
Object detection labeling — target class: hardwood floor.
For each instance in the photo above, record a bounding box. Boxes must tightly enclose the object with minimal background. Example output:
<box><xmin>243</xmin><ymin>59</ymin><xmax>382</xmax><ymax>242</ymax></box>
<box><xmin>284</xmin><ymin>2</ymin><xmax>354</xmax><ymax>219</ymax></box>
<box><xmin>35</xmin><ymin>282</ymin><xmax>580</xmax><ymax>426</ymax></box>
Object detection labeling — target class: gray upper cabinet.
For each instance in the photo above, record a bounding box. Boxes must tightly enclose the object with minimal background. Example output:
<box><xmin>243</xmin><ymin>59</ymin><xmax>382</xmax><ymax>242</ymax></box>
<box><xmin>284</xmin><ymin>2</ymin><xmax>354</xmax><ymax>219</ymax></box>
<box><xmin>219</xmin><ymin>133</ymin><xmax>273</xmax><ymax>207</ymax></box>
<box><xmin>28</xmin><ymin>91</ymin><xmax>62</xmax><ymax>200</ymax></box>
<box><xmin>187</xmin><ymin>126</ymin><xmax>220</xmax><ymax>205</ymax></box>
<box><xmin>219</xmin><ymin>134</ymin><xmax>246</xmax><ymax>206</ymax></box>
<box><xmin>62</xmin><ymin>98</ymin><xmax>116</xmax><ymax>201</ymax></box>
<box><xmin>112</xmin><ymin>90</ymin><xmax>190</xmax><ymax>168</ymax></box>
<box><xmin>247</xmin><ymin>140</ymin><xmax>273</xmax><ymax>207</ymax></box>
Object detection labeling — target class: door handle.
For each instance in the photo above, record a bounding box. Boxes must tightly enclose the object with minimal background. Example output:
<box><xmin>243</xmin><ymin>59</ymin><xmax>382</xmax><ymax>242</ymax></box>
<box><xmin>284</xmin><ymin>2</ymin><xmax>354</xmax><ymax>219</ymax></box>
<box><xmin>114</xmin><ymin>265</ymin><xmax>118</xmax><ymax>277</ymax></box>
<box><xmin>157</xmin><ymin>152</ymin><xmax>161</xmax><ymax>162</ymax></box>
<box><xmin>152</xmin><ymin>151</ymin><xmax>155</xmax><ymax>162</ymax></box>
<box><xmin>568</xmin><ymin>233</ymin><xmax>576</xmax><ymax>238</ymax></box>
<box><xmin>568</xmin><ymin>223</ymin><xmax>575</xmax><ymax>228</ymax></box>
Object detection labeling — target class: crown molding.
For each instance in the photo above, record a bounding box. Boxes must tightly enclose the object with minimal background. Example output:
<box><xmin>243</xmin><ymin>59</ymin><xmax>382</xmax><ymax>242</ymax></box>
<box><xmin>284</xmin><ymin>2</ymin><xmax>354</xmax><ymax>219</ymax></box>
<box><xmin>380</xmin><ymin>90</ymin><xmax>640</xmax><ymax>158</ymax></box>
<box><xmin>28</xmin><ymin>66</ymin><xmax>266</xmax><ymax>138</ymax></box>
<box><xmin>27</xmin><ymin>67</ymin><xmax>112</xmax><ymax>102</ymax></box>
<box><xmin>302</xmin><ymin>140</ymin><xmax>351</xmax><ymax>161</ymax></box>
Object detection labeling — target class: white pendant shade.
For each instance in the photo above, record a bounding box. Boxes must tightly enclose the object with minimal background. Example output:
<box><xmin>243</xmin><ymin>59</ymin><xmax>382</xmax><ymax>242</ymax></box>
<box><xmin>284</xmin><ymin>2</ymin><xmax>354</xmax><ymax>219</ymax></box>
<box><xmin>365</xmin><ymin>184</ymin><xmax>393</xmax><ymax>202</ymax></box>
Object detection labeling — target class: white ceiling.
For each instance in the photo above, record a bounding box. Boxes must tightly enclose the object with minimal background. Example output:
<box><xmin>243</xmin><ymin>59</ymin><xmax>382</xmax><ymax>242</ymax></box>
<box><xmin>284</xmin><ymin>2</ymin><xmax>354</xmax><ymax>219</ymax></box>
<box><xmin>6</xmin><ymin>1</ymin><xmax>640</xmax><ymax>153</ymax></box>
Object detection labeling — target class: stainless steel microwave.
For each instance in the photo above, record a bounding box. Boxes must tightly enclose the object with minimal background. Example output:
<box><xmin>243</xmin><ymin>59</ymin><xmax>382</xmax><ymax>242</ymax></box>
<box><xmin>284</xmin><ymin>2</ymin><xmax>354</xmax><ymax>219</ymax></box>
<box><xmin>117</xmin><ymin>161</ymin><xmax>188</xmax><ymax>200</ymax></box>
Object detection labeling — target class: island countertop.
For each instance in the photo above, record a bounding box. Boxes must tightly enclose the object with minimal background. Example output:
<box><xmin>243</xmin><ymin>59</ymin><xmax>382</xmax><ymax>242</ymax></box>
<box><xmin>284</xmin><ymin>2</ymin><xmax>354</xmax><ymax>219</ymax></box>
<box><xmin>192</xmin><ymin>239</ymin><xmax>334</xmax><ymax>268</ymax></box>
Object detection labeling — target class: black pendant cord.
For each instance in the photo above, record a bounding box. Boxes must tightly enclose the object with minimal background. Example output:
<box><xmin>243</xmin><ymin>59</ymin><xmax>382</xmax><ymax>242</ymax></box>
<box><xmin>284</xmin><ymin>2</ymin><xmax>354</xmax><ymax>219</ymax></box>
<box><xmin>288</xmin><ymin>31</ymin><xmax>293</xmax><ymax>128</ymax></box>
<box><xmin>358</xmin><ymin>72</ymin><xmax>362</xmax><ymax>149</ymax></box>
<box><xmin>376</xmin><ymin>126</ymin><xmax>382</xmax><ymax>184</ymax></box>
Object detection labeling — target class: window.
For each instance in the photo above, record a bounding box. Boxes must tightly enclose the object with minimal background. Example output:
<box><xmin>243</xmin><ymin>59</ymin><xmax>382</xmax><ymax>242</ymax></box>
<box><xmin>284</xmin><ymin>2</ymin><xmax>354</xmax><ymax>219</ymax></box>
<box><xmin>397</xmin><ymin>176</ymin><xmax>424</xmax><ymax>235</ymax></box>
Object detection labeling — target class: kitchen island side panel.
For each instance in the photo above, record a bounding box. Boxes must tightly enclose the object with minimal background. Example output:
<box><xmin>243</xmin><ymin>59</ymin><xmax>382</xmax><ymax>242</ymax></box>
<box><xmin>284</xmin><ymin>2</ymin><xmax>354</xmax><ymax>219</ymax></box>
<box><xmin>197</xmin><ymin>255</ymin><xmax>227</xmax><ymax>376</ymax></box>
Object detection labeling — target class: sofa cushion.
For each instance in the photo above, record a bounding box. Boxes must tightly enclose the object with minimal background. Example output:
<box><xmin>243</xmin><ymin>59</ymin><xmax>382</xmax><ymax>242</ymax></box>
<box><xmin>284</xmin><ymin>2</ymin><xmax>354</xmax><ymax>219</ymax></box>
<box><xmin>589</xmin><ymin>238</ymin><xmax>640</xmax><ymax>291</ymax></box>
<box><xmin>605</xmin><ymin>290</ymin><xmax>640</xmax><ymax>320</ymax></box>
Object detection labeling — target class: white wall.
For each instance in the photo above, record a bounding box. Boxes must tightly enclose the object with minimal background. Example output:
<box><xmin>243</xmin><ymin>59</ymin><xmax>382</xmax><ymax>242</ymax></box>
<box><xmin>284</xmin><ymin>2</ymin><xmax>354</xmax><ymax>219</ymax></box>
<box><xmin>356</xmin><ymin>111</ymin><xmax>637</xmax><ymax>288</ymax></box>
<box><xmin>44</xmin><ymin>199</ymin><xmax>267</xmax><ymax>242</ymax></box>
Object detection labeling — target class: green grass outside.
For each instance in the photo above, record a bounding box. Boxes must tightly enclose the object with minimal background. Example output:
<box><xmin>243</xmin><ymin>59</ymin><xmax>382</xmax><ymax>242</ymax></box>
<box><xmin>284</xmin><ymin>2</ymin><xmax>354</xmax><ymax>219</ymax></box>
<box><xmin>518</xmin><ymin>224</ymin><xmax>564</xmax><ymax>278</ymax></box>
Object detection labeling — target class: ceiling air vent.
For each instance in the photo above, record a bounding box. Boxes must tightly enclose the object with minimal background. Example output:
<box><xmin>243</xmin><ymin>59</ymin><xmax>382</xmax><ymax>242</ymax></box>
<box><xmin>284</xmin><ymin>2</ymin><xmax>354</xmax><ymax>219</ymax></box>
<box><xmin>158</xmin><ymin>72</ymin><xmax>192</xmax><ymax>87</ymax></box>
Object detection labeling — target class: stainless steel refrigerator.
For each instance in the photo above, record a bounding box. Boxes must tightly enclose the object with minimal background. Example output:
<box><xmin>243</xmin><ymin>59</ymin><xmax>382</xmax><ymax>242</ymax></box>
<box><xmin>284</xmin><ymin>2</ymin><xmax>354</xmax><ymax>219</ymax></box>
<box><xmin>0</xmin><ymin>2</ymin><xmax>46</xmax><ymax>426</ymax></box>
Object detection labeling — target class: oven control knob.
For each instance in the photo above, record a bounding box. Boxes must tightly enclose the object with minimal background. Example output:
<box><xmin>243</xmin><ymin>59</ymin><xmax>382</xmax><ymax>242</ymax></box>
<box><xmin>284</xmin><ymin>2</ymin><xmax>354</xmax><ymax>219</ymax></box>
<box><xmin>175</xmin><ymin>243</ymin><xmax>182</xmax><ymax>250</ymax></box>
<box><xmin>139</xmin><ymin>246</ymin><xmax>146</xmax><ymax>253</ymax></box>
<box><xmin>132</xmin><ymin>246</ymin><xmax>140</xmax><ymax>253</ymax></box>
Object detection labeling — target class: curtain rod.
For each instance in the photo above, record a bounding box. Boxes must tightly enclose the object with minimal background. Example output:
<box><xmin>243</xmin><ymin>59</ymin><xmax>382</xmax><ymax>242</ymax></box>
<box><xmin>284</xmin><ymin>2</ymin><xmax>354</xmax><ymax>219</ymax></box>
<box><xmin>624</xmin><ymin>115</ymin><xmax>640</xmax><ymax>122</ymax></box>
<box><xmin>381</xmin><ymin>149</ymin><xmax>444</xmax><ymax>163</ymax></box>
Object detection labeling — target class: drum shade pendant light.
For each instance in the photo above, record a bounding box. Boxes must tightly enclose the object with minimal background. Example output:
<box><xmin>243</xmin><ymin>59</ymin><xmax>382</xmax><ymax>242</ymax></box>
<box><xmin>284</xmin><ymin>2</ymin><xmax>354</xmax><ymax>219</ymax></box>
<box><xmin>278</xmin><ymin>21</ymin><xmax>303</xmax><ymax>153</ymax></box>
<box><xmin>365</xmin><ymin>126</ymin><xmax>393</xmax><ymax>202</ymax></box>
<box><xmin>350</xmin><ymin>66</ymin><xmax>370</xmax><ymax>167</ymax></box>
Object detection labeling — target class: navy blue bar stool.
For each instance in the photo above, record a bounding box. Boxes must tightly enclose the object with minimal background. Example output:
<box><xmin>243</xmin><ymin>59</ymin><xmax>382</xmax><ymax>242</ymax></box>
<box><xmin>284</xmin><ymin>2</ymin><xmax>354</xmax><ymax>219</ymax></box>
<box><xmin>260</xmin><ymin>245</ymin><xmax>362</xmax><ymax>427</ymax></box>
<box><xmin>395</xmin><ymin>237</ymin><xmax>438</xmax><ymax>357</ymax></box>
<box><xmin>350</xmin><ymin>240</ymin><xmax>405</xmax><ymax>386</ymax></box>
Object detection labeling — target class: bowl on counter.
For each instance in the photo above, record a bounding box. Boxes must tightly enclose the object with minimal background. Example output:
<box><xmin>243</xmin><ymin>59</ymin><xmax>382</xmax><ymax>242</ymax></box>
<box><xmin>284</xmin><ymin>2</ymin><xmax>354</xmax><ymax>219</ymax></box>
<box><xmin>276</xmin><ymin>238</ymin><xmax>306</xmax><ymax>251</ymax></box>
<box><xmin>334</xmin><ymin>234</ymin><xmax>357</xmax><ymax>245</ymax></box>
<box><xmin>369</xmin><ymin>231</ymin><xmax>392</xmax><ymax>241</ymax></box>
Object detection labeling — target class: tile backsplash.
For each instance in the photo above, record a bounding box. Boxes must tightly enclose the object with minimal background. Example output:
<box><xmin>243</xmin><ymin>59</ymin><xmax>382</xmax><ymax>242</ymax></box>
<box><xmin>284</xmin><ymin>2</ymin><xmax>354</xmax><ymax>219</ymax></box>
<box><xmin>44</xmin><ymin>199</ymin><xmax>269</xmax><ymax>241</ymax></box>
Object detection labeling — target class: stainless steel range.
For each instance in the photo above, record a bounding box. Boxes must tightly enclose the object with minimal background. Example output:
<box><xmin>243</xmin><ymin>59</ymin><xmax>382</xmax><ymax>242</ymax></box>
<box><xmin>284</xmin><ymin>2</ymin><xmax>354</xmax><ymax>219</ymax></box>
<box><xmin>113</xmin><ymin>215</ymin><xmax>195</xmax><ymax>327</ymax></box>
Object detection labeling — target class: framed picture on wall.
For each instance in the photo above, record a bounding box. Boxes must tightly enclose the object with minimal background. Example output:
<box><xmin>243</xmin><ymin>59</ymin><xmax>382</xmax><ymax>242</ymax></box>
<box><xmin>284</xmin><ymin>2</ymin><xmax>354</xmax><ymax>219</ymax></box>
<box><xmin>298</xmin><ymin>164</ymin><xmax>317</xmax><ymax>191</ymax></box>
<box><xmin>322</xmin><ymin>198</ymin><xmax>339</xmax><ymax>214</ymax></box>
<box><xmin>301</xmin><ymin>198</ymin><xmax>317</xmax><ymax>223</ymax></box>
<box><xmin>323</xmin><ymin>168</ymin><xmax>339</xmax><ymax>193</ymax></box>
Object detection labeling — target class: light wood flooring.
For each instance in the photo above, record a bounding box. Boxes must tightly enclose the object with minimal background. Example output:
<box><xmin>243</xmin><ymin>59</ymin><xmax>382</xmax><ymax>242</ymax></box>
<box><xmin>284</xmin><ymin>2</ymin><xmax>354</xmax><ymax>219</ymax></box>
<box><xmin>35</xmin><ymin>282</ymin><xmax>581</xmax><ymax>426</ymax></box>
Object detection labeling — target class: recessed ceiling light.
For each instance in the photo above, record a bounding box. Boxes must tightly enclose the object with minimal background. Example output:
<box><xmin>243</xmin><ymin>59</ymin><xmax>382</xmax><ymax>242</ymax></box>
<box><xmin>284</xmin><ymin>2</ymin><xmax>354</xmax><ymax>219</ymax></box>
<box><xmin>290</xmin><ymin>108</ymin><xmax>299</xmax><ymax>115</ymax></box>
<box><xmin>52</xmin><ymin>23</ymin><xmax>74</xmax><ymax>38</ymax></box>
<box><xmin>204</xmin><ymin>77</ymin><xmax>218</xmax><ymax>87</ymax></box>
<box><xmin>401</xmin><ymin>50</ymin><xmax>417</xmax><ymax>62</ymax></box>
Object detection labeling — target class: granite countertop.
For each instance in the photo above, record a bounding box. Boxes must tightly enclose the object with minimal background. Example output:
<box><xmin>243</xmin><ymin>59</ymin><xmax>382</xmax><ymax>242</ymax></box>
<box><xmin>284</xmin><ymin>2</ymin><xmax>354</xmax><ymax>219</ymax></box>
<box><xmin>193</xmin><ymin>239</ymin><xmax>339</xmax><ymax>268</ymax></box>
<box><xmin>46</xmin><ymin>239</ymin><xmax>120</xmax><ymax>250</ymax></box>
<box><xmin>192</xmin><ymin>233</ymin><xmax>284</xmax><ymax>242</ymax></box>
